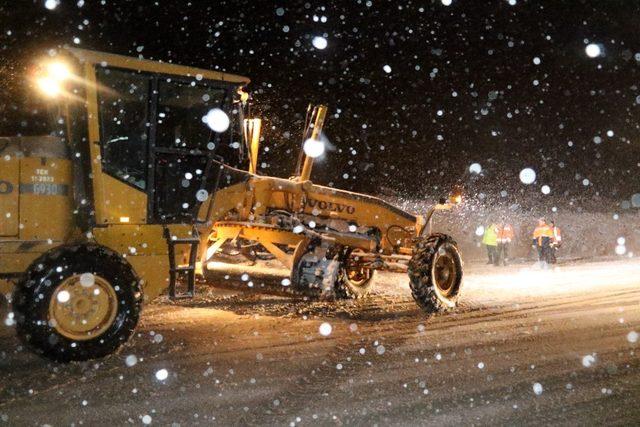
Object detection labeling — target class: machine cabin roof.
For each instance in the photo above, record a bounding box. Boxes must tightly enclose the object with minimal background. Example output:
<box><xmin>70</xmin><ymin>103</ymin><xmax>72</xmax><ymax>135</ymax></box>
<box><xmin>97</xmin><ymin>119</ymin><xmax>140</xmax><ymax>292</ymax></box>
<box><xmin>64</xmin><ymin>47</ymin><xmax>251</xmax><ymax>85</ymax></box>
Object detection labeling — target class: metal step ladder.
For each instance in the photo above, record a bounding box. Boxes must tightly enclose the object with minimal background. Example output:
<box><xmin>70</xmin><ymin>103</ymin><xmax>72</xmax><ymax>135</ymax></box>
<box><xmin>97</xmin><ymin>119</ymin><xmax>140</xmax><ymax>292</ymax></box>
<box><xmin>163</xmin><ymin>225</ymin><xmax>200</xmax><ymax>299</ymax></box>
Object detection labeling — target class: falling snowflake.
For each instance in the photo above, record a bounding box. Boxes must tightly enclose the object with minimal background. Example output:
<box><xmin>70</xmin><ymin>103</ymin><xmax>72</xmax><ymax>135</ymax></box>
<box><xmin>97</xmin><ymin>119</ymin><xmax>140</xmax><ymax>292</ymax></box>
<box><xmin>79</xmin><ymin>272</ymin><xmax>95</xmax><ymax>287</ymax></box>
<box><xmin>532</xmin><ymin>382</ymin><xmax>543</xmax><ymax>395</ymax></box>
<box><xmin>155</xmin><ymin>369</ymin><xmax>169</xmax><ymax>381</ymax></box>
<box><xmin>585</xmin><ymin>43</ymin><xmax>602</xmax><ymax>58</ymax></box>
<box><xmin>203</xmin><ymin>108</ymin><xmax>230</xmax><ymax>133</ymax></box>
<box><xmin>56</xmin><ymin>290</ymin><xmax>71</xmax><ymax>303</ymax></box>
<box><xmin>319</xmin><ymin>322</ymin><xmax>332</xmax><ymax>336</ymax></box>
<box><xmin>195</xmin><ymin>189</ymin><xmax>209</xmax><ymax>202</ymax></box>
<box><xmin>519</xmin><ymin>168</ymin><xmax>536</xmax><ymax>185</ymax></box>
<box><xmin>125</xmin><ymin>354</ymin><xmax>138</xmax><ymax>367</ymax></box>
<box><xmin>312</xmin><ymin>36</ymin><xmax>327</xmax><ymax>50</ymax></box>
<box><xmin>44</xmin><ymin>0</ymin><xmax>59</xmax><ymax>10</ymax></box>
<box><xmin>581</xmin><ymin>354</ymin><xmax>596</xmax><ymax>367</ymax></box>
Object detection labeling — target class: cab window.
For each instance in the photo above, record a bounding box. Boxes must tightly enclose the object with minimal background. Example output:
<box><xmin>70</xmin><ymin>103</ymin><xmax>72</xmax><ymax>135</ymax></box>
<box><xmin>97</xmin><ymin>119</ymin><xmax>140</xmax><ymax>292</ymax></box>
<box><xmin>96</xmin><ymin>67</ymin><xmax>150</xmax><ymax>190</ymax></box>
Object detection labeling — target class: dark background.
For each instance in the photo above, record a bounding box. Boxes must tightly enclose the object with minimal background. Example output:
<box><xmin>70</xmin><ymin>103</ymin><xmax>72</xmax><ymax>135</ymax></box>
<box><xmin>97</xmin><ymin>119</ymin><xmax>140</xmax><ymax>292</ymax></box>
<box><xmin>1</xmin><ymin>0</ymin><xmax>639</xmax><ymax>212</ymax></box>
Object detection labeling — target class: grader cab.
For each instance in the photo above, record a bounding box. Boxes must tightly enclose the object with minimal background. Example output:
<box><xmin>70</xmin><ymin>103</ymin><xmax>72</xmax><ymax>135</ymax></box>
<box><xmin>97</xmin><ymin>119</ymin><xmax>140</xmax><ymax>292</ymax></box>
<box><xmin>0</xmin><ymin>48</ymin><xmax>463</xmax><ymax>362</ymax></box>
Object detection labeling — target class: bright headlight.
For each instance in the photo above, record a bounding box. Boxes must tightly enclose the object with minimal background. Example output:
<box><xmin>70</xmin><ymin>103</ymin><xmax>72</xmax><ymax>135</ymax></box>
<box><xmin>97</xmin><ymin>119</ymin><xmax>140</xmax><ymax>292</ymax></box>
<box><xmin>303</xmin><ymin>138</ymin><xmax>325</xmax><ymax>158</ymax></box>
<box><xmin>36</xmin><ymin>76</ymin><xmax>62</xmax><ymax>98</ymax></box>
<box><xmin>34</xmin><ymin>60</ymin><xmax>72</xmax><ymax>98</ymax></box>
<box><xmin>46</xmin><ymin>61</ymin><xmax>71</xmax><ymax>81</ymax></box>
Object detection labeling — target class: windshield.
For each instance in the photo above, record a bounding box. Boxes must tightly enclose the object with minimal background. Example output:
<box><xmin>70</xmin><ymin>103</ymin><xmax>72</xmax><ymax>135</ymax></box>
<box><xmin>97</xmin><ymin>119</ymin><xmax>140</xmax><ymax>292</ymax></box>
<box><xmin>156</xmin><ymin>79</ymin><xmax>228</xmax><ymax>151</ymax></box>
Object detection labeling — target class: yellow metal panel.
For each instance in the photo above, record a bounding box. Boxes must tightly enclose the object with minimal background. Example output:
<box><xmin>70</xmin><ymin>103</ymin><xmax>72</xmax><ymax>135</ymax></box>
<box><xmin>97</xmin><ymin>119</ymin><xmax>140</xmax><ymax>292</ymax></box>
<box><xmin>98</xmin><ymin>174</ymin><xmax>147</xmax><ymax>224</ymax></box>
<box><xmin>0</xmin><ymin>251</ymin><xmax>43</xmax><ymax>275</ymax></box>
<box><xmin>0</xmin><ymin>157</ymin><xmax>19</xmax><ymax>236</ymax></box>
<box><xmin>92</xmin><ymin>224</ymin><xmax>188</xmax><ymax>255</ymax></box>
<box><xmin>83</xmin><ymin>61</ymin><xmax>110</xmax><ymax>225</ymax></box>
<box><xmin>198</xmin><ymin>182</ymin><xmax>249</xmax><ymax>223</ymax></box>
<box><xmin>126</xmin><ymin>254</ymin><xmax>170</xmax><ymax>302</ymax></box>
<box><xmin>0</xmin><ymin>279</ymin><xmax>13</xmax><ymax>295</ymax></box>
<box><xmin>93</xmin><ymin>224</ymin><xmax>196</xmax><ymax>301</ymax></box>
<box><xmin>18</xmin><ymin>157</ymin><xmax>74</xmax><ymax>241</ymax></box>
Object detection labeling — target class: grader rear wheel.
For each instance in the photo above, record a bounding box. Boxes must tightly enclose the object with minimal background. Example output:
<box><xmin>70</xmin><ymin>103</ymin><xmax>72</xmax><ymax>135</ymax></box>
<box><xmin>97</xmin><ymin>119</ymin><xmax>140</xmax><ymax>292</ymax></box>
<box><xmin>12</xmin><ymin>244</ymin><xmax>142</xmax><ymax>362</ymax></box>
<box><xmin>408</xmin><ymin>233</ymin><xmax>463</xmax><ymax>313</ymax></box>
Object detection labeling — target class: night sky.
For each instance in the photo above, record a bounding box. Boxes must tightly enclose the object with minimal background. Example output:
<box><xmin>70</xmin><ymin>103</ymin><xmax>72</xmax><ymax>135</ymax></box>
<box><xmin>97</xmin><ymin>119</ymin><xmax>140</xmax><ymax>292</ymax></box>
<box><xmin>1</xmin><ymin>0</ymin><xmax>639</xmax><ymax>212</ymax></box>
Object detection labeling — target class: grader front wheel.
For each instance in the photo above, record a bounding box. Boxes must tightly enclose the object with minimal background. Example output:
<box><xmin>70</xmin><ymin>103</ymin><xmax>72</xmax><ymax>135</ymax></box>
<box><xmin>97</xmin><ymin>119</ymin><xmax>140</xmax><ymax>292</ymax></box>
<box><xmin>334</xmin><ymin>252</ymin><xmax>375</xmax><ymax>299</ymax></box>
<box><xmin>408</xmin><ymin>233</ymin><xmax>463</xmax><ymax>313</ymax></box>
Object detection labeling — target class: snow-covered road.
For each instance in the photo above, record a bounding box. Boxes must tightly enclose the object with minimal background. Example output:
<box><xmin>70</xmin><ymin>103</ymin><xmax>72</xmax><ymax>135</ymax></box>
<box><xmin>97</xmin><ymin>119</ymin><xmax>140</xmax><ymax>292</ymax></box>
<box><xmin>1</xmin><ymin>258</ymin><xmax>639</xmax><ymax>425</ymax></box>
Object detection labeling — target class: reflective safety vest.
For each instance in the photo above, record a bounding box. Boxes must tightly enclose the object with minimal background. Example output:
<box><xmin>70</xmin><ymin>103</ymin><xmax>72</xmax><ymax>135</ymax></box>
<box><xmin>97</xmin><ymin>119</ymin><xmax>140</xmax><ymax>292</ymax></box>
<box><xmin>552</xmin><ymin>226</ymin><xmax>562</xmax><ymax>245</ymax></box>
<box><xmin>498</xmin><ymin>224</ymin><xmax>515</xmax><ymax>243</ymax></box>
<box><xmin>532</xmin><ymin>224</ymin><xmax>553</xmax><ymax>247</ymax></box>
<box><xmin>482</xmin><ymin>224</ymin><xmax>499</xmax><ymax>246</ymax></box>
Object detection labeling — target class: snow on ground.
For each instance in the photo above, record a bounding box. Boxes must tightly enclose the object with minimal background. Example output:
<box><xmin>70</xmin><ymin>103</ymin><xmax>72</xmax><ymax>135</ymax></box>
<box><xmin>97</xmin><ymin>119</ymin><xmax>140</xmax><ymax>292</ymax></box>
<box><xmin>1</xmin><ymin>257</ymin><xmax>639</xmax><ymax>425</ymax></box>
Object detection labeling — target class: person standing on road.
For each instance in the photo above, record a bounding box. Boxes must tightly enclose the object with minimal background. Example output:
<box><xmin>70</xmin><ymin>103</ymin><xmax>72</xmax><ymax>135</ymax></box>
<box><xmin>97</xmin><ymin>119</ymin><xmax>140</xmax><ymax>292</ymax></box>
<box><xmin>497</xmin><ymin>220</ymin><xmax>515</xmax><ymax>266</ymax></box>
<box><xmin>532</xmin><ymin>218</ymin><xmax>554</xmax><ymax>267</ymax></box>
<box><xmin>482</xmin><ymin>221</ymin><xmax>499</xmax><ymax>266</ymax></box>
<box><xmin>549</xmin><ymin>220</ymin><xmax>562</xmax><ymax>264</ymax></box>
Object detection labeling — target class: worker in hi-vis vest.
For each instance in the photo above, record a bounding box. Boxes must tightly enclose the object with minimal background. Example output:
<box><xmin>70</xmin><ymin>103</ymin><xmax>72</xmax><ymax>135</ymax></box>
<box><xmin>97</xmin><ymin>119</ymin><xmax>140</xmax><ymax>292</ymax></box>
<box><xmin>549</xmin><ymin>220</ymin><xmax>562</xmax><ymax>264</ymax></box>
<box><xmin>482</xmin><ymin>221</ymin><xmax>499</xmax><ymax>266</ymax></box>
<box><xmin>532</xmin><ymin>218</ymin><xmax>554</xmax><ymax>267</ymax></box>
<box><xmin>497</xmin><ymin>221</ymin><xmax>515</xmax><ymax>266</ymax></box>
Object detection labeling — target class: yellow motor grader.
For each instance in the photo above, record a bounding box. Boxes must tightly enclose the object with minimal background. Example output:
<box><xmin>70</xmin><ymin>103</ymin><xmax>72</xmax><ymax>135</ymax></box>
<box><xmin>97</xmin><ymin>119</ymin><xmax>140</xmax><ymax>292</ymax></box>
<box><xmin>0</xmin><ymin>48</ymin><xmax>463</xmax><ymax>362</ymax></box>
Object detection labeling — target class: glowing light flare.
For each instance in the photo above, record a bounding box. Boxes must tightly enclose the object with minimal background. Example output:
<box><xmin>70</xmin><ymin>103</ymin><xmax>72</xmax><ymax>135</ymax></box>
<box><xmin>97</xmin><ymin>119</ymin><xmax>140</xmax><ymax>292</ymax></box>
<box><xmin>237</xmin><ymin>87</ymin><xmax>249</xmax><ymax>103</ymax></box>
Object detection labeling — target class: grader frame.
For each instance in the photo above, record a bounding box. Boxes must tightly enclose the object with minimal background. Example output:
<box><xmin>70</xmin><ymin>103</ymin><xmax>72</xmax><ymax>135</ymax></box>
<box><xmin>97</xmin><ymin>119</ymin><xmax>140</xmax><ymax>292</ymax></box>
<box><xmin>0</xmin><ymin>48</ymin><xmax>463</xmax><ymax>362</ymax></box>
